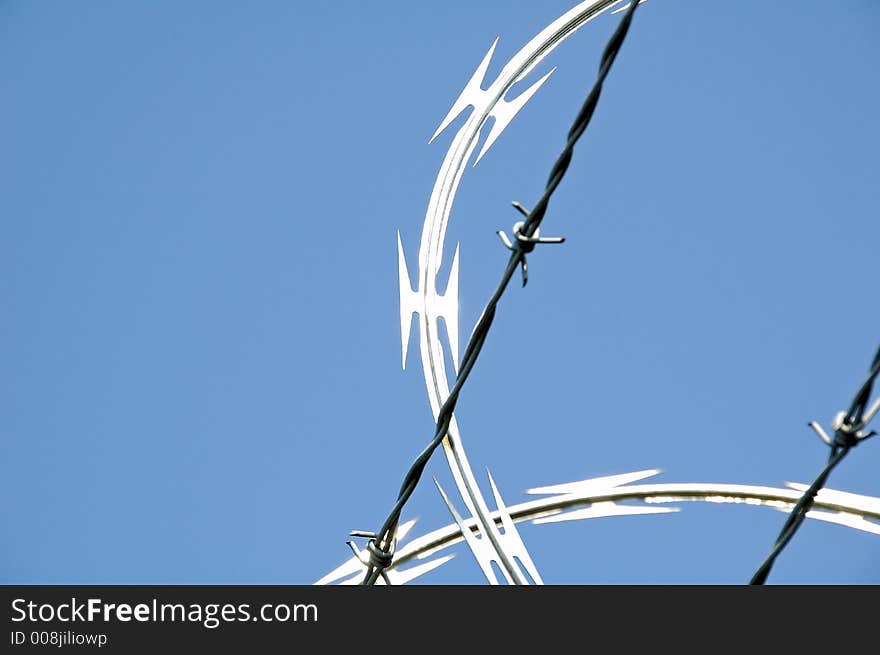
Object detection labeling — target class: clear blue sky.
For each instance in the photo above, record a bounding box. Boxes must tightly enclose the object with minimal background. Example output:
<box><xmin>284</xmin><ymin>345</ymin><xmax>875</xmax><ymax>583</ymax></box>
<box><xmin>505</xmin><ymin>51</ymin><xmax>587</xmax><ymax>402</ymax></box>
<box><xmin>2</xmin><ymin>1</ymin><xmax>878</xmax><ymax>585</ymax></box>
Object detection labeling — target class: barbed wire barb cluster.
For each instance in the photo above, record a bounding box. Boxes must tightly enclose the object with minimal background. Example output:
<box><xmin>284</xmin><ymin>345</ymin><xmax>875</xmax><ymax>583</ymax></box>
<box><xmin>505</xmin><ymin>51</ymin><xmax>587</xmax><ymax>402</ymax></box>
<box><xmin>750</xmin><ymin>345</ymin><xmax>880</xmax><ymax>585</ymax></box>
<box><xmin>348</xmin><ymin>0</ymin><xmax>642</xmax><ymax>586</ymax></box>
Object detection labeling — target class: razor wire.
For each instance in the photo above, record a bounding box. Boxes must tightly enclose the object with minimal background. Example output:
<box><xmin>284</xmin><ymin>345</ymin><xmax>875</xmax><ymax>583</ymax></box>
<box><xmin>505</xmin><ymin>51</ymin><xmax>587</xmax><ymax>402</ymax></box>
<box><xmin>750</xmin><ymin>346</ymin><xmax>880</xmax><ymax>585</ymax></box>
<box><xmin>348</xmin><ymin>0</ymin><xmax>642</xmax><ymax>586</ymax></box>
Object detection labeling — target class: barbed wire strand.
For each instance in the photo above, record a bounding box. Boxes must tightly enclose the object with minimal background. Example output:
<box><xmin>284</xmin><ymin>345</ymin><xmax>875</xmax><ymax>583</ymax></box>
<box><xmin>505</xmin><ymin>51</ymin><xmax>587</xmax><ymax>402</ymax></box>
<box><xmin>352</xmin><ymin>1</ymin><xmax>642</xmax><ymax>586</ymax></box>
<box><xmin>750</xmin><ymin>345</ymin><xmax>880</xmax><ymax>585</ymax></box>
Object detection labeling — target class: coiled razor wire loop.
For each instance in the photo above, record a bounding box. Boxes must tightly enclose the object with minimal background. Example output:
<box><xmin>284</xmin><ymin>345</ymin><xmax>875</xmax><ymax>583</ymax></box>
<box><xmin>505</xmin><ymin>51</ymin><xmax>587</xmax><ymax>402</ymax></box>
<box><xmin>750</xmin><ymin>345</ymin><xmax>880</xmax><ymax>585</ymax></box>
<box><xmin>350</xmin><ymin>1</ymin><xmax>642</xmax><ymax>586</ymax></box>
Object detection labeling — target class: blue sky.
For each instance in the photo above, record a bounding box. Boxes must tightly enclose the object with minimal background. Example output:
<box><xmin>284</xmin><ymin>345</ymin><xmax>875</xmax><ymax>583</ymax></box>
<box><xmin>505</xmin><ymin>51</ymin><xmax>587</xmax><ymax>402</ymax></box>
<box><xmin>2</xmin><ymin>1</ymin><xmax>878</xmax><ymax>585</ymax></box>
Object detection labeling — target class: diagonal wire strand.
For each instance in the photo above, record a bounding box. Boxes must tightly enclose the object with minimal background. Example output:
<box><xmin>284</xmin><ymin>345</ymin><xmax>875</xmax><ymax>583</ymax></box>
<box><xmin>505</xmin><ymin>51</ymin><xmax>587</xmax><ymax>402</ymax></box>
<box><xmin>354</xmin><ymin>1</ymin><xmax>642</xmax><ymax>586</ymax></box>
<box><xmin>750</xmin><ymin>345</ymin><xmax>880</xmax><ymax>585</ymax></box>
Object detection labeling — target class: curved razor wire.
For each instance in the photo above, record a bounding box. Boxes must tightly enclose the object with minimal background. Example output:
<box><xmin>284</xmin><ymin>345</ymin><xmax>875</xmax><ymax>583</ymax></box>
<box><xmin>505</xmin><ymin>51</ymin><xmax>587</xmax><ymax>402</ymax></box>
<box><xmin>321</xmin><ymin>470</ymin><xmax>880</xmax><ymax>584</ymax></box>
<box><xmin>368</xmin><ymin>0</ymin><xmax>645</xmax><ymax>587</ymax></box>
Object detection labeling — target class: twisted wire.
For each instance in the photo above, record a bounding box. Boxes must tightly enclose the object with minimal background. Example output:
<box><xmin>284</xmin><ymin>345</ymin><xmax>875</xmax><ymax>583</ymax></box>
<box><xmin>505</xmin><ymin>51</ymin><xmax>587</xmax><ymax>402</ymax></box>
<box><xmin>750</xmin><ymin>345</ymin><xmax>880</xmax><ymax>585</ymax></box>
<box><xmin>353</xmin><ymin>1</ymin><xmax>642</xmax><ymax>586</ymax></box>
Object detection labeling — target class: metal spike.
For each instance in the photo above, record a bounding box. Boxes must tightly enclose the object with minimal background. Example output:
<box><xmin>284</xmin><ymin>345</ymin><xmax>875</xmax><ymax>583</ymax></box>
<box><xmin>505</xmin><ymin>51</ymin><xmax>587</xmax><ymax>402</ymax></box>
<box><xmin>430</xmin><ymin>38</ymin><xmax>498</xmax><ymax>144</ymax></box>
<box><xmin>433</xmin><ymin>477</ymin><xmax>506</xmax><ymax>584</ymax></box>
<box><xmin>397</xmin><ymin>231</ymin><xmax>418</xmax><ymax>370</ymax></box>
<box><xmin>808</xmin><ymin>421</ymin><xmax>833</xmax><ymax>446</ymax></box>
<box><xmin>474</xmin><ymin>68</ymin><xmax>555</xmax><ymax>165</ymax></box>
<box><xmin>527</xmin><ymin>469</ymin><xmax>663</xmax><ymax>496</ymax></box>
<box><xmin>487</xmin><ymin>470</ymin><xmax>543</xmax><ymax>584</ymax></box>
